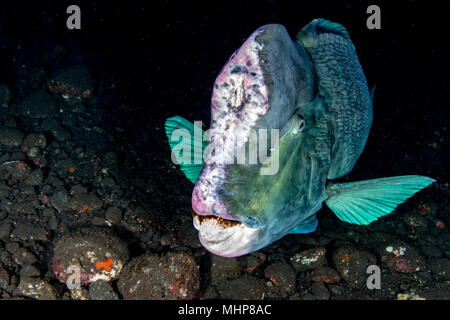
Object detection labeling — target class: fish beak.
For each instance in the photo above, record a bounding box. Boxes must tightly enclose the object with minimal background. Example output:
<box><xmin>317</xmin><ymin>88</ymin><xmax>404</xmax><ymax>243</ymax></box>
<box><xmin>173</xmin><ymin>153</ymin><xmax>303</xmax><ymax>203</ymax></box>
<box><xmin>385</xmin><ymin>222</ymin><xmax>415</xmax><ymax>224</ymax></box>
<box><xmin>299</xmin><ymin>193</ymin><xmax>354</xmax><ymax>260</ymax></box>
<box><xmin>192</xmin><ymin>211</ymin><xmax>261</xmax><ymax>257</ymax></box>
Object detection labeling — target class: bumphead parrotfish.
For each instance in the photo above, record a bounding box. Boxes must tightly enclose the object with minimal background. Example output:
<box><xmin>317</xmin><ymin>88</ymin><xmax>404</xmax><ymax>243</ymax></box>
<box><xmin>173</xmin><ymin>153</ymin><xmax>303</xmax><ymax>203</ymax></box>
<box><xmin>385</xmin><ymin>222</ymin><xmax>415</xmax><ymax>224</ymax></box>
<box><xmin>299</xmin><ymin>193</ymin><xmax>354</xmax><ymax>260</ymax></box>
<box><xmin>165</xmin><ymin>19</ymin><xmax>435</xmax><ymax>257</ymax></box>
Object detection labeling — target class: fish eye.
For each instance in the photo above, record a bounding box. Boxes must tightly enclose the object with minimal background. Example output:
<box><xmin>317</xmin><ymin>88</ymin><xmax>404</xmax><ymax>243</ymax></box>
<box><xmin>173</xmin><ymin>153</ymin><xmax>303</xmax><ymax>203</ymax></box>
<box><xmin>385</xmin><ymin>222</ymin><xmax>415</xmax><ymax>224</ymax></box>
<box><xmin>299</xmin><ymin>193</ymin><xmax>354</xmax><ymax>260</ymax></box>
<box><xmin>291</xmin><ymin>114</ymin><xmax>305</xmax><ymax>135</ymax></box>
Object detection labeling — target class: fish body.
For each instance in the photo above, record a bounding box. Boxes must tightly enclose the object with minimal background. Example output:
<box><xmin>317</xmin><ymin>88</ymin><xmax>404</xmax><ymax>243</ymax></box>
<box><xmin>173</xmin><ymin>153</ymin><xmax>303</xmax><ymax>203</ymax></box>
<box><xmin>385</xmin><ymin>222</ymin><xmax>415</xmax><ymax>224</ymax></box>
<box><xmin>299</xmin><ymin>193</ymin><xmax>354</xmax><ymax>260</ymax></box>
<box><xmin>165</xmin><ymin>19</ymin><xmax>435</xmax><ymax>257</ymax></box>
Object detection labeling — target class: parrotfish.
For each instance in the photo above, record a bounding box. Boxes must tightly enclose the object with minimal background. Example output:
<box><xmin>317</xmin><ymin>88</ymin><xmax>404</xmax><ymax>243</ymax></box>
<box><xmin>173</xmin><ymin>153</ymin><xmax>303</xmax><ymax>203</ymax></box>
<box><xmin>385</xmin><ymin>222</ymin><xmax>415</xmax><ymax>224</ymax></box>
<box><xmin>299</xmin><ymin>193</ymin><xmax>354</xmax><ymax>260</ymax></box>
<box><xmin>165</xmin><ymin>19</ymin><xmax>435</xmax><ymax>257</ymax></box>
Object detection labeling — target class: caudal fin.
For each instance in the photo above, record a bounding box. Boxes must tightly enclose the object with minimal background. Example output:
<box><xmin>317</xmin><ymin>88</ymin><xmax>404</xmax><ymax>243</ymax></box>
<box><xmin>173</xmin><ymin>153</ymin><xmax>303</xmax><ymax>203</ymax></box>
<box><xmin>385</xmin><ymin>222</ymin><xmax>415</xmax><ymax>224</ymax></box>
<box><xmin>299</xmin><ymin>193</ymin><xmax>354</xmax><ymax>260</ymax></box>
<box><xmin>325</xmin><ymin>175</ymin><xmax>436</xmax><ymax>225</ymax></box>
<box><xmin>165</xmin><ymin>116</ymin><xmax>207</xmax><ymax>183</ymax></box>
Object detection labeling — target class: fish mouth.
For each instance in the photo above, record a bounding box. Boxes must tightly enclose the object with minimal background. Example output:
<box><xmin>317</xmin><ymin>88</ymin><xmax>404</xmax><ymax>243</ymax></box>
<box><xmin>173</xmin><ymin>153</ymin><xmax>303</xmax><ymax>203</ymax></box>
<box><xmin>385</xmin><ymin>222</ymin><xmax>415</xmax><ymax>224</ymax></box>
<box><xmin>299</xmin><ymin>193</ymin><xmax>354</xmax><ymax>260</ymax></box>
<box><xmin>192</xmin><ymin>211</ymin><xmax>261</xmax><ymax>257</ymax></box>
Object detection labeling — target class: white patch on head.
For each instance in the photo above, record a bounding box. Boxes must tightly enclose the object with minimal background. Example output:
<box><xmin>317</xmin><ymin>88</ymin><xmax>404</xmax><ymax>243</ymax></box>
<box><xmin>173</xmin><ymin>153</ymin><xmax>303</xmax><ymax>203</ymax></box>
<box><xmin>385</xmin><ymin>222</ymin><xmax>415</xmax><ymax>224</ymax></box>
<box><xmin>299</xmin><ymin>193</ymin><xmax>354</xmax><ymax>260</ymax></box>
<box><xmin>192</xmin><ymin>26</ymin><xmax>270</xmax><ymax>218</ymax></box>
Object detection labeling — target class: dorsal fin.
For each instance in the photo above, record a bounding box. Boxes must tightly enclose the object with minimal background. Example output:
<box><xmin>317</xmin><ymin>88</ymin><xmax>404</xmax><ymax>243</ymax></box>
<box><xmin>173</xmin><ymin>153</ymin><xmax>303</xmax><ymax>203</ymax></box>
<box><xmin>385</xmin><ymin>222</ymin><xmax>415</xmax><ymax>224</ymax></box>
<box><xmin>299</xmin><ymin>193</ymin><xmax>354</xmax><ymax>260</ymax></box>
<box><xmin>297</xmin><ymin>18</ymin><xmax>373</xmax><ymax>180</ymax></box>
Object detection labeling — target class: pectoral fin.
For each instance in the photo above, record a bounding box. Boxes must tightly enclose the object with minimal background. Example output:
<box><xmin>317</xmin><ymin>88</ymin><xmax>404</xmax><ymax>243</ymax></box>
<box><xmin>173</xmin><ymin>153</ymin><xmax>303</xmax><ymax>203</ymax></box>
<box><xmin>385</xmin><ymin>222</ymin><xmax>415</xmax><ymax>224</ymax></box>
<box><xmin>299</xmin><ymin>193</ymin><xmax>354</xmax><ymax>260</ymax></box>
<box><xmin>325</xmin><ymin>175</ymin><xmax>436</xmax><ymax>225</ymax></box>
<box><xmin>289</xmin><ymin>215</ymin><xmax>318</xmax><ymax>234</ymax></box>
<box><xmin>165</xmin><ymin>116</ymin><xmax>207</xmax><ymax>183</ymax></box>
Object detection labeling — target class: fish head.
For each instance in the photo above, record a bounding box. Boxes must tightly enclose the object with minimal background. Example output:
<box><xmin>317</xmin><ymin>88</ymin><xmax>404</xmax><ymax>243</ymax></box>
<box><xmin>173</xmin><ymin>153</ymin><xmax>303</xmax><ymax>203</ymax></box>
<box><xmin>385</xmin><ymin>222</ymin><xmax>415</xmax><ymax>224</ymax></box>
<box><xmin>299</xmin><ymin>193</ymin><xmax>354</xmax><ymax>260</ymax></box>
<box><xmin>192</xmin><ymin>24</ymin><xmax>323</xmax><ymax>257</ymax></box>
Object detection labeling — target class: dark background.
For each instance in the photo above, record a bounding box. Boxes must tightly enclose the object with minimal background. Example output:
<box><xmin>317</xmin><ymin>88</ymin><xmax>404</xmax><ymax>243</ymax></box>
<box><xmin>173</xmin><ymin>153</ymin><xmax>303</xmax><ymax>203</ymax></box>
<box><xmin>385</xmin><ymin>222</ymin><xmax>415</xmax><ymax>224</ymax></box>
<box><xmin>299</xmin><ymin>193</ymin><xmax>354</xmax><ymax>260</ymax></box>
<box><xmin>0</xmin><ymin>0</ymin><xmax>448</xmax><ymax>183</ymax></box>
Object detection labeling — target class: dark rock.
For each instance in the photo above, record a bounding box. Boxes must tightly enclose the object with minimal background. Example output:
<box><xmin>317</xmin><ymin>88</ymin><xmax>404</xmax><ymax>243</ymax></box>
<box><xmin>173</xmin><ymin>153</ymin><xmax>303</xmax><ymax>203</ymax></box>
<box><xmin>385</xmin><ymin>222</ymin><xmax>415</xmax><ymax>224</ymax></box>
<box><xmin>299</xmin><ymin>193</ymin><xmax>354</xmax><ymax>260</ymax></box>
<box><xmin>48</xmin><ymin>66</ymin><xmax>94</xmax><ymax>100</ymax></box>
<box><xmin>290</xmin><ymin>247</ymin><xmax>327</xmax><ymax>272</ymax></box>
<box><xmin>22</xmin><ymin>133</ymin><xmax>47</xmax><ymax>149</ymax></box>
<box><xmin>429</xmin><ymin>258</ymin><xmax>450</xmax><ymax>280</ymax></box>
<box><xmin>301</xmin><ymin>293</ymin><xmax>316</xmax><ymax>300</ymax></box>
<box><xmin>20</xmin><ymin>265</ymin><xmax>41</xmax><ymax>278</ymax></box>
<box><xmin>332</xmin><ymin>243</ymin><xmax>377</xmax><ymax>289</ymax></box>
<box><xmin>24</xmin><ymin>169</ymin><xmax>44</xmax><ymax>186</ymax></box>
<box><xmin>50</xmin><ymin>190</ymin><xmax>70</xmax><ymax>213</ymax></box>
<box><xmin>50</xmin><ymin>126</ymin><xmax>71</xmax><ymax>142</ymax></box>
<box><xmin>89</xmin><ymin>280</ymin><xmax>119</xmax><ymax>300</ymax></box>
<box><xmin>311</xmin><ymin>282</ymin><xmax>330</xmax><ymax>300</ymax></box>
<box><xmin>199</xmin><ymin>285</ymin><xmax>219</xmax><ymax>300</ymax></box>
<box><xmin>69</xmin><ymin>184</ymin><xmax>88</xmax><ymax>195</ymax></box>
<box><xmin>216</xmin><ymin>274</ymin><xmax>265</xmax><ymax>299</ymax></box>
<box><xmin>376</xmin><ymin>241</ymin><xmax>426</xmax><ymax>273</ymax></box>
<box><xmin>210</xmin><ymin>255</ymin><xmax>242</xmax><ymax>285</ymax></box>
<box><xmin>69</xmin><ymin>193</ymin><xmax>103</xmax><ymax>213</ymax></box>
<box><xmin>40</xmin><ymin>118</ymin><xmax>59</xmax><ymax>131</ymax></box>
<box><xmin>105</xmin><ymin>207</ymin><xmax>122</xmax><ymax>225</ymax></box>
<box><xmin>177</xmin><ymin>219</ymin><xmax>202</xmax><ymax>249</ymax></box>
<box><xmin>417</xmin><ymin>282</ymin><xmax>450</xmax><ymax>300</ymax></box>
<box><xmin>0</xmin><ymin>264</ymin><xmax>10</xmax><ymax>292</ymax></box>
<box><xmin>264</xmin><ymin>261</ymin><xmax>296</xmax><ymax>295</ymax></box>
<box><xmin>0</xmin><ymin>222</ymin><xmax>11</xmax><ymax>240</ymax></box>
<box><xmin>14</xmin><ymin>278</ymin><xmax>57</xmax><ymax>300</ymax></box>
<box><xmin>238</xmin><ymin>251</ymin><xmax>266</xmax><ymax>273</ymax></box>
<box><xmin>0</xmin><ymin>160</ymin><xmax>31</xmax><ymax>182</ymax></box>
<box><xmin>15</xmin><ymin>91</ymin><xmax>58</xmax><ymax>119</ymax></box>
<box><xmin>11</xmin><ymin>246</ymin><xmax>37</xmax><ymax>266</ymax></box>
<box><xmin>118</xmin><ymin>251</ymin><xmax>199</xmax><ymax>300</ymax></box>
<box><xmin>0</xmin><ymin>129</ymin><xmax>24</xmax><ymax>147</ymax></box>
<box><xmin>0</xmin><ymin>84</ymin><xmax>12</xmax><ymax>107</ymax></box>
<box><xmin>420</xmin><ymin>245</ymin><xmax>442</xmax><ymax>258</ymax></box>
<box><xmin>0</xmin><ymin>183</ymin><xmax>10</xmax><ymax>199</ymax></box>
<box><xmin>11</xmin><ymin>222</ymin><xmax>47</xmax><ymax>241</ymax></box>
<box><xmin>309</xmin><ymin>266</ymin><xmax>341</xmax><ymax>284</ymax></box>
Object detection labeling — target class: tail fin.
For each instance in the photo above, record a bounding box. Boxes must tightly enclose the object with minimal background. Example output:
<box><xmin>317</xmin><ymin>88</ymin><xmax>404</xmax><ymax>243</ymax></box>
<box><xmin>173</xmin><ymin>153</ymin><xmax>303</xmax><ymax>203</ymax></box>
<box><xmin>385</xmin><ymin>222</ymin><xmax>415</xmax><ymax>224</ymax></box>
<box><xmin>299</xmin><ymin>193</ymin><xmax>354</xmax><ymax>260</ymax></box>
<box><xmin>165</xmin><ymin>116</ymin><xmax>207</xmax><ymax>183</ymax></box>
<box><xmin>325</xmin><ymin>175</ymin><xmax>436</xmax><ymax>225</ymax></box>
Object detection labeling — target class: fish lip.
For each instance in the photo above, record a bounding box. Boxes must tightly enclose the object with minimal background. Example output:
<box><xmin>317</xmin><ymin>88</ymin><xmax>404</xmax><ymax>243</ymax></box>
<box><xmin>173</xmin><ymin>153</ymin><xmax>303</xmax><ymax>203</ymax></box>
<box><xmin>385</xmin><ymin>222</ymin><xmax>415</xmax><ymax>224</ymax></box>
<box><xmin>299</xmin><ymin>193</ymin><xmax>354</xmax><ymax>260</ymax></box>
<box><xmin>192</xmin><ymin>211</ymin><xmax>261</xmax><ymax>257</ymax></box>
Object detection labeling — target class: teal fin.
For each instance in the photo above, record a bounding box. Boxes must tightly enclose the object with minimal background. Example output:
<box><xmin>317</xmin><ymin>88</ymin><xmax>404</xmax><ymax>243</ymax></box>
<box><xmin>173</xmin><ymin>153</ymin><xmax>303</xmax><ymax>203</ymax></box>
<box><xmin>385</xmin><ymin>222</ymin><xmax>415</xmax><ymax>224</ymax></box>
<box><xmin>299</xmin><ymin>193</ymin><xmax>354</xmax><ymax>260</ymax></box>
<box><xmin>325</xmin><ymin>175</ymin><xmax>436</xmax><ymax>225</ymax></box>
<box><xmin>289</xmin><ymin>215</ymin><xmax>318</xmax><ymax>234</ymax></box>
<box><xmin>164</xmin><ymin>116</ymin><xmax>207</xmax><ymax>183</ymax></box>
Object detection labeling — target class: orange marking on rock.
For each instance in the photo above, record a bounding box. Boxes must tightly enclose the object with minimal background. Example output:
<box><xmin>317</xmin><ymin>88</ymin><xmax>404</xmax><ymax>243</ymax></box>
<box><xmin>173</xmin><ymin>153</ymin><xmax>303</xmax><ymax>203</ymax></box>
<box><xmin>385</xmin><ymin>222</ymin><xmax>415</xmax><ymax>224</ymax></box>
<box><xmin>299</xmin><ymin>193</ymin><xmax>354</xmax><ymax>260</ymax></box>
<box><xmin>435</xmin><ymin>220</ymin><xmax>445</xmax><ymax>230</ymax></box>
<box><xmin>96</xmin><ymin>258</ymin><xmax>113</xmax><ymax>272</ymax></box>
<box><xmin>68</xmin><ymin>167</ymin><xmax>75</xmax><ymax>173</ymax></box>
<box><xmin>82</xmin><ymin>204</ymin><xmax>89</xmax><ymax>211</ymax></box>
<box><xmin>17</xmin><ymin>162</ymin><xmax>26</xmax><ymax>168</ymax></box>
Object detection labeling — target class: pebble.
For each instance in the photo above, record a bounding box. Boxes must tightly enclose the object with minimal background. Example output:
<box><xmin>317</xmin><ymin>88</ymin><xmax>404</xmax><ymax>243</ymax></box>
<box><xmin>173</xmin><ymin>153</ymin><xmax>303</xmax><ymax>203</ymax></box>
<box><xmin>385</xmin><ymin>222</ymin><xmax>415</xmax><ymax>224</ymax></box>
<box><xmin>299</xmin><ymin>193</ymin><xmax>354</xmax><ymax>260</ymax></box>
<box><xmin>210</xmin><ymin>255</ymin><xmax>242</xmax><ymax>285</ymax></box>
<box><xmin>238</xmin><ymin>251</ymin><xmax>266</xmax><ymax>273</ymax></box>
<box><xmin>69</xmin><ymin>193</ymin><xmax>103</xmax><ymax>213</ymax></box>
<box><xmin>24</xmin><ymin>169</ymin><xmax>44</xmax><ymax>186</ymax></box>
<box><xmin>376</xmin><ymin>241</ymin><xmax>426</xmax><ymax>273</ymax></box>
<box><xmin>50</xmin><ymin>190</ymin><xmax>70</xmax><ymax>213</ymax></box>
<box><xmin>309</xmin><ymin>266</ymin><xmax>341</xmax><ymax>284</ymax></box>
<box><xmin>118</xmin><ymin>251</ymin><xmax>199</xmax><ymax>300</ymax></box>
<box><xmin>332</xmin><ymin>242</ymin><xmax>377</xmax><ymax>289</ymax></box>
<box><xmin>22</xmin><ymin>133</ymin><xmax>47</xmax><ymax>149</ymax></box>
<box><xmin>50</xmin><ymin>126</ymin><xmax>71</xmax><ymax>142</ymax></box>
<box><xmin>0</xmin><ymin>84</ymin><xmax>12</xmax><ymax>107</ymax></box>
<box><xmin>290</xmin><ymin>247</ymin><xmax>327</xmax><ymax>272</ymax></box>
<box><xmin>15</xmin><ymin>91</ymin><xmax>58</xmax><ymax>118</ymax></box>
<box><xmin>264</xmin><ymin>261</ymin><xmax>297</xmax><ymax>295</ymax></box>
<box><xmin>105</xmin><ymin>207</ymin><xmax>123</xmax><ymax>225</ymax></box>
<box><xmin>48</xmin><ymin>65</ymin><xmax>94</xmax><ymax>99</ymax></box>
<box><xmin>14</xmin><ymin>278</ymin><xmax>57</xmax><ymax>300</ymax></box>
<box><xmin>89</xmin><ymin>280</ymin><xmax>119</xmax><ymax>300</ymax></box>
<box><xmin>0</xmin><ymin>129</ymin><xmax>24</xmax><ymax>147</ymax></box>
<box><xmin>428</xmin><ymin>258</ymin><xmax>450</xmax><ymax>280</ymax></box>
<box><xmin>51</xmin><ymin>228</ymin><xmax>129</xmax><ymax>286</ymax></box>
<box><xmin>215</xmin><ymin>274</ymin><xmax>265</xmax><ymax>300</ymax></box>
<box><xmin>177</xmin><ymin>219</ymin><xmax>202</xmax><ymax>249</ymax></box>
<box><xmin>311</xmin><ymin>282</ymin><xmax>330</xmax><ymax>300</ymax></box>
<box><xmin>11</xmin><ymin>222</ymin><xmax>47</xmax><ymax>241</ymax></box>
